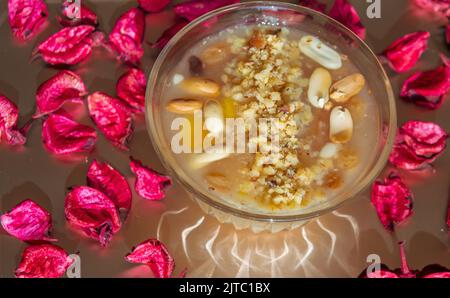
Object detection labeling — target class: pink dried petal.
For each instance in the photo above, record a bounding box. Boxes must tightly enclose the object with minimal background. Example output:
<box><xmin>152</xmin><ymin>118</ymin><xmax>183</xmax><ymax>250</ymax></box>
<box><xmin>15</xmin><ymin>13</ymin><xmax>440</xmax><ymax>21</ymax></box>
<box><xmin>400</xmin><ymin>64</ymin><xmax>450</xmax><ymax>109</ymax></box>
<box><xmin>116</xmin><ymin>68</ymin><xmax>147</xmax><ymax>112</ymax></box>
<box><xmin>0</xmin><ymin>94</ymin><xmax>27</xmax><ymax>146</ymax></box>
<box><xmin>8</xmin><ymin>0</ymin><xmax>48</xmax><ymax>41</ymax></box>
<box><xmin>108</xmin><ymin>8</ymin><xmax>145</xmax><ymax>65</ymax></box>
<box><xmin>371</xmin><ymin>173</ymin><xmax>413</xmax><ymax>231</ymax></box>
<box><xmin>1</xmin><ymin>199</ymin><xmax>55</xmax><ymax>242</ymax></box>
<box><xmin>173</xmin><ymin>0</ymin><xmax>240</xmax><ymax>22</ymax></box>
<box><xmin>125</xmin><ymin>238</ymin><xmax>175</xmax><ymax>278</ymax></box>
<box><xmin>151</xmin><ymin>20</ymin><xmax>189</xmax><ymax>50</ymax></box>
<box><xmin>328</xmin><ymin>0</ymin><xmax>366</xmax><ymax>40</ymax></box>
<box><xmin>389</xmin><ymin>143</ymin><xmax>433</xmax><ymax>170</ymax></box>
<box><xmin>413</xmin><ymin>0</ymin><xmax>450</xmax><ymax>17</ymax></box>
<box><xmin>15</xmin><ymin>244</ymin><xmax>73</xmax><ymax>278</ymax></box>
<box><xmin>87</xmin><ymin>160</ymin><xmax>132</xmax><ymax>216</ymax></box>
<box><xmin>42</xmin><ymin>112</ymin><xmax>97</xmax><ymax>155</ymax></box>
<box><xmin>381</xmin><ymin>31</ymin><xmax>430</xmax><ymax>73</ymax></box>
<box><xmin>129</xmin><ymin>157</ymin><xmax>172</xmax><ymax>201</ymax></box>
<box><xmin>87</xmin><ymin>92</ymin><xmax>133</xmax><ymax>150</ymax></box>
<box><xmin>65</xmin><ymin>186</ymin><xmax>121</xmax><ymax>246</ymax></box>
<box><xmin>138</xmin><ymin>0</ymin><xmax>170</xmax><ymax>13</ymax></box>
<box><xmin>34</xmin><ymin>25</ymin><xmax>96</xmax><ymax>66</ymax></box>
<box><xmin>298</xmin><ymin>0</ymin><xmax>326</xmax><ymax>13</ymax></box>
<box><xmin>34</xmin><ymin>70</ymin><xmax>87</xmax><ymax>118</ymax></box>
<box><xmin>59</xmin><ymin>0</ymin><xmax>98</xmax><ymax>27</ymax></box>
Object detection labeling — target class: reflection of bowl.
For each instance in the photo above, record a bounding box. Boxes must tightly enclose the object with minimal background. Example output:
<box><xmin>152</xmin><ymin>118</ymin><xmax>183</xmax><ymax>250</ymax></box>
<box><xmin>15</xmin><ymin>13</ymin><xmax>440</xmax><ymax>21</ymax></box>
<box><xmin>146</xmin><ymin>1</ymin><xmax>396</xmax><ymax>232</ymax></box>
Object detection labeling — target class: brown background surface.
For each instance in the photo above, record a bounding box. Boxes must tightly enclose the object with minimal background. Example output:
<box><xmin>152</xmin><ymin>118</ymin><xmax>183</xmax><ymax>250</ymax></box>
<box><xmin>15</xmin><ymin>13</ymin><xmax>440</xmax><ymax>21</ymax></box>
<box><xmin>0</xmin><ymin>0</ymin><xmax>449</xmax><ymax>277</ymax></box>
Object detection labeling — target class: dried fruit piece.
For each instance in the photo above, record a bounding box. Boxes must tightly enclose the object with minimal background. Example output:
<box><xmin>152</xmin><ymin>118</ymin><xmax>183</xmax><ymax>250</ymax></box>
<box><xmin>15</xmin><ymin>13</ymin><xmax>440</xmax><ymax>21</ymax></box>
<box><xmin>381</xmin><ymin>32</ymin><xmax>430</xmax><ymax>73</ymax></box>
<box><xmin>189</xmin><ymin>56</ymin><xmax>205</xmax><ymax>76</ymax></box>
<box><xmin>130</xmin><ymin>157</ymin><xmax>172</xmax><ymax>201</ymax></box>
<box><xmin>0</xmin><ymin>94</ymin><xmax>27</xmax><ymax>146</ymax></box>
<box><xmin>42</xmin><ymin>112</ymin><xmax>97</xmax><ymax>155</ymax></box>
<box><xmin>116</xmin><ymin>68</ymin><xmax>147</xmax><ymax>113</ymax></box>
<box><xmin>138</xmin><ymin>0</ymin><xmax>170</xmax><ymax>13</ymax></box>
<box><xmin>413</xmin><ymin>0</ymin><xmax>450</xmax><ymax>17</ymax></box>
<box><xmin>298</xmin><ymin>0</ymin><xmax>326</xmax><ymax>13</ymax></box>
<box><xmin>125</xmin><ymin>238</ymin><xmax>175</xmax><ymax>278</ymax></box>
<box><xmin>8</xmin><ymin>0</ymin><xmax>48</xmax><ymax>41</ymax></box>
<box><xmin>87</xmin><ymin>92</ymin><xmax>133</xmax><ymax>150</ymax></box>
<box><xmin>173</xmin><ymin>0</ymin><xmax>240</xmax><ymax>21</ymax></box>
<box><xmin>108</xmin><ymin>8</ymin><xmax>145</xmax><ymax>64</ymax></box>
<box><xmin>34</xmin><ymin>25</ymin><xmax>97</xmax><ymax>66</ymax></box>
<box><xmin>65</xmin><ymin>186</ymin><xmax>121</xmax><ymax>246</ymax></box>
<box><xmin>1</xmin><ymin>199</ymin><xmax>55</xmax><ymax>242</ymax></box>
<box><xmin>328</xmin><ymin>0</ymin><xmax>366</xmax><ymax>40</ymax></box>
<box><xmin>34</xmin><ymin>71</ymin><xmax>87</xmax><ymax>118</ymax></box>
<box><xmin>400</xmin><ymin>61</ymin><xmax>450</xmax><ymax>109</ymax></box>
<box><xmin>87</xmin><ymin>160</ymin><xmax>132</xmax><ymax>216</ymax></box>
<box><xmin>389</xmin><ymin>121</ymin><xmax>448</xmax><ymax>170</ymax></box>
<box><xmin>59</xmin><ymin>0</ymin><xmax>98</xmax><ymax>27</ymax></box>
<box><xmin>15</xmin><ymin>244</ymin><xmax>73</xmax><ymax>278</ymax></box>
<box><xmin>371</xmin><ymin>173</ymin><xmax>413</xmax><ymax>231</ymax></box>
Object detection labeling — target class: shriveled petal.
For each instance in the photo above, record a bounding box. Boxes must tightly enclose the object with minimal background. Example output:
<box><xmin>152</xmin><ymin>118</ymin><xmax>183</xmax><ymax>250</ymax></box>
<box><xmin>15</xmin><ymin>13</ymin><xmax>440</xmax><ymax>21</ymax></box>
<box><xmin>125</xmin><ymin>238</ymin><xmax>175</xmax><ymax>278</ymax></box>
<box><xmin>34</xmin><ymin>70</ymin><xmax>87</xmax><ymax>118</ymax></box>
<box><xmin>298</xmin><ymin>0</ymin><xmax>326</xmax><ymax>13</ymax></box>
<box><xmin>371</xmin><ymin>173</ymin><xmax>413</xmax><ymax>231</ymax></box>
<box><xmin>59</xmin><ymin>0</ymin><xmax>98</xmax><ymax>27</ymax></box>
<box><xmin>15</xmin><ymin>244</ymin><xmax>73</xmax><ymax>278</ymax></box>
<box><xmin>87</xmin><ymin>160</ymin><xmax>132</xmax><ymax>215</ymax></box>
<box><xmin>129</xmin><ymin>157</ymin><xmax>172</xmax><ymax>201</ymax></box>
<box><xmin>0</xmin><ymin>94</ymin><xmax>27</xmax><ymax>146</ymax></box>
<box><xmin>42</xmin><ymin>113</ymin><xmax>97</xmax><ymax>155</ymax></box>
<box><xmin>151</xmin><ymin>20</ymin><xmax>189</xmax><ymax>50</ymax></box>
<box><xmin>328</xmin><ymin>0</ymin><xmax>366</xmax><ymax>40</ymax></box>
<box><xmin>173</xmin><ymin>0</ymin><xmax>240</xmax><ymax>21</ymax></box>
<box><xmin>138</xmin><ymin>0</ymin><xmax>170</xmax><ymax>13</ymax></box>
<box><xmin>381</xmin><ymin>31</ymin><xmax>430</xmax><ymax>73</ymax></box>
<box><xmin>116</xmin><ymin>68</ymin><xmax>147</xmax><ymax>112</ymax></box>
<box><xmin>1</xmin><ymin>199</ymin><xmax>55</xmax><ymax>241</ymax></box>
<box><xmin>413</xmin><ymin>0</ymin><xmax>450</xmax><ymax>17</ymax></box>
<box><xmin>8</xmin><ymin>0</ymin><xmax>48</xmax><ymax>41</ymax></box>
<box><xmin>64</xmin><ymin>186</ymin><xmax>121</xmax><ymax>246</ymax></box>
<box><xmin>87</xmin><ymin>92</ymin><xmax>133</xmax><ymax>150</ymax></box>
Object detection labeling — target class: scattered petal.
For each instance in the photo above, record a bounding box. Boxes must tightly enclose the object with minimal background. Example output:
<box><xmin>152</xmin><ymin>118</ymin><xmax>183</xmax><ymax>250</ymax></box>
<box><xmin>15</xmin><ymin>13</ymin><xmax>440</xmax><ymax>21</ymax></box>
<box><xmin>59</xmin><ymin>0</ymin><xmax>98</xmax><ymax>27</ymax></box>
<box><xmin>138</xmin><ymin>0</ymin><xmax>170</xmax><ymax>13</ymax></box>
<box><xmin>173</xmin><ymin>0</ymin><xmax>240</xmax><ymax>22</ymax></box>
<box><xmin>87</xmin><ymin>92</ymin><xmax>133</xmax><ymax>150</ymax></box>
<box><xmin>298</xmin><ymin>0</ymin><xmax>326</xmax><ymax>13</ymax></box>
<box><xmin>42</xmin><ymin>112</ymin><xmax>97</xmax><ymax>155</ymax></box>
<box><xmin>413</xmin><ymin>0</ymin><xmax>450</xmax><ymax>18</ymax></box>
<box><xmin>15</xmin><ymin>244</ymin><xmax>73</xmax><ymax>278</ymax></box>
<box><xmin>87</xmin><ymin>160</ymin><xmax>132</xmax><ymax>216</ymax></box>
<box><xmin>328</xmin><ymin>0</ymin><xmax>366</xmax><ymax>40</ymax></box>
<box><xmin>1</xmin><ymin>199</ymin><xmax>55</xmax><ymax>242</ymax></box>
<box><xmin>8</xmin><ymin>0</ymin><xmax>48</xmax><ymax>41</ymax></box>
<box><xmin>34</xmin><ymin>70</ymin><xmax>87</xmax><ymax>118</ymax></box>
<box><xmin>129</xmin><ymin>157</ymin><xmax>172</xmax><ymax>200</ymax></box>
<box><xmin>116</xmin><ymin>68</ymin><xmax>147</xmax><ymax>113</ymax></box>
<box><xmin>150</xmin><ymin>20</ymin><xmax>189</xmax><ymax>50</ymax></box>
<box><xmin>381</xmin><ymin>31</ymin><xmax>430</xmax><ymax>73</ymax></box>
<box><xmin>0</xmin><ymin>94</ymin><xmax>27</xmax><ymax>146</ymax></box>
<box><xmin>108</xmin><ymin>8</ymin><xmax>145</xmax><ymax>65</ymax></box>
<box><xmin>64</xmin><ymin>186</ymin><xmax>121</xmax><ymax>246</ymax></box>
<box><xmin>125</xmin><ymin>238</ymin><xmax>175</xmax><ymax>278</ymax></box>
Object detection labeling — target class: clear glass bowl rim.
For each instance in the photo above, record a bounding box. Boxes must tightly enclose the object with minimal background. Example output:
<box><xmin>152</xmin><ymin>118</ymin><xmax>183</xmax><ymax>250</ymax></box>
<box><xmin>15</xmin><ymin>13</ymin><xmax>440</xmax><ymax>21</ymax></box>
<box><xmin>145</xmin><ymin>1</ymin><xmax>397</xmax><ymax>223</ymax></box>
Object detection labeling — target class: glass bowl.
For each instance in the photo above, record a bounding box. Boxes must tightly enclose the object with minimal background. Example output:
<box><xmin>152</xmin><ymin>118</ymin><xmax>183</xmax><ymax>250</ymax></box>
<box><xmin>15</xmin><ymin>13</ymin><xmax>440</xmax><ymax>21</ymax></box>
<box><xmin>145</xmin><ymin>1</ymin><xmax>396</xmax><ymax>233</ymax></box>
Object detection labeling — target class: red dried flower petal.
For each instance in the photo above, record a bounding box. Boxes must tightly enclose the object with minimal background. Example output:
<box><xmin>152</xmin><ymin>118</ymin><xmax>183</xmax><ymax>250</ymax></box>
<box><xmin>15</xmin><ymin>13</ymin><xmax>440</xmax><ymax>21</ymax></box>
<box><xmin>87</xmin><ymin>160</ymin><xmax>132</xmax><ymax>216</ymax></box>
<box><xmin>116</xmin><ymin>68</ymin><xmax>147</xmax><ymax>112</ymax></box>
<box><xmin>381</xmin><ymin>31</ymin><xmax>430</xmax><ymax>73</ymax></box>
<box><xmin>371</xmin><ymin>173</ymin><xmax>413</xmax><ymax>231</ymax></box>
<box><xmin>59</xmin><ymin>0</ymin><xmax>98</xmax><ymax>27</ymax></box>
<box><xmin>328</xmin><ymin>0</ymin><xmax>366</xmax><ymax>40</ymax></box>
<box><xmin>35</xmin><ymin>25</ymin><xmax>96</xmax><ymax>66</ymax></box>
<box><xmin>34</xmin><ymin>71</ymin><xmax>87</xmax><ymax>118</ymax></box>
<box><xmin>129</xmin><ymin>157</ymin><xmax>172</xmax><ymax>201</ymax></box>
<box><xmin>87</xmin><ymin>92</ymin><xmax>133</xmax><ymax>150</ymax></box>
<box><xmin>413</xmin><ymin>0</ymin><xmax>450</xmax><ymax>17</ymax></box>
<box><xmin>400</xmin><ymin>63</ymin><xmax>450</xmax><ymax>109</ymax></box>
<box><xmin>108</xmin><ymin>8</ymin><xmax>145</xmax><ymax>65</ymax></box>
<box><xmin>15</xmin><ymin>244</ymin><xmax>73</xmax><ymax>278</ymax></box>
<box><xmin>0</xmin><ymin>94</ymin><xmax>27</xmax><ymax>146</ymax></box>
<box><xmin>65</xmin><ymin>186</ymin><xmax>121</xmax><ymax>246</ymax></box>
<box><xmin>1</xmin><ymin>199</ymin><xmax>55</xmax><ymax>242</ymax></box>
<box><xmin>151</xmin><ymin>20</ymin><xmax>189</xmax><ymax>50</ymax></box>
<box><xmin>8</xmin><ymin>0</ymin><xmax>48</xmax><ymax>42</ymax></box>
<box><xmin>173</xmin><ymin>0</ymin><xmax>240</xmax><ymax>22</ymax></box>
<box><xmin>138</xmin><ymin>0</ymin><xmax>170</xmax><ymax>13</ymax></box>
<box><xmin>298</xmin><ymin>0</ymin><xmax>326</xmax><ymax>13</ymax></box>
<box><xmin>125</xmin><ymin>238</ymin><xmax>175</xmax><ymax>278</ymax></box>
<box><xmin>42</xmin><ymin>112</ymin><xmax>97</xmax><ymax>155</ymax></box>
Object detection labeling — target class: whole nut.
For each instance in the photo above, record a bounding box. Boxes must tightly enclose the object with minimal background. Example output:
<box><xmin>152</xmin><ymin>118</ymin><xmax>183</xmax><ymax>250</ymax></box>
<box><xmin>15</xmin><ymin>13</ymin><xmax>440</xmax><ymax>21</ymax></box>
<box><xmin>182</xmin><ymin>77</ymin><xmax>221</xmax><ymax>97</ymax></box>
<box><xmin>204</xmin><ymin>99</ymin><xmax>224</xmax><ymax>134</ymax></box>
<box><xmin>308</xmin><ymin>67</ymin><xmax>332</xmax><ymax>109</ymax></box>
<box><xmin>330</xmin><ymin>73</ymin><xmax>365</xmax><ymax>103</ymax></box>
<box><xmin>329</xmin><ymin>106</ymin><xmax>353</xmax><ymax>144</ymax></box>
<box><xmin>201</xmin><ymin>42</ymin><xmax>230</xmax><ymax>65</ymax></box>
<box><xmin>166</xmin><ymin>98</ymin><xmax>203</xmax><ymax>114</ymax></box>
<box><xmin>299</xmin><ymin>35</ymin><xmax>342</xmax><ymax>70</ymax></box>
